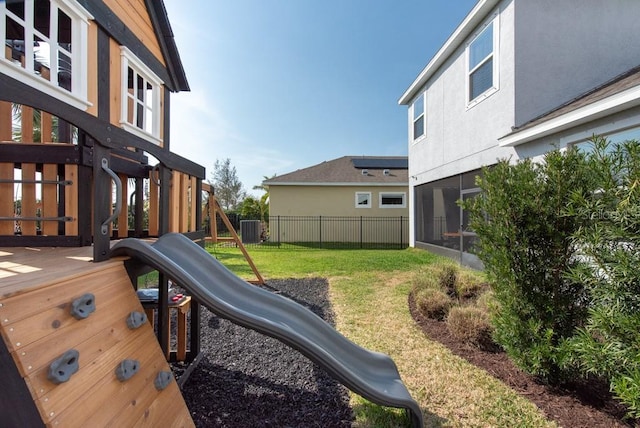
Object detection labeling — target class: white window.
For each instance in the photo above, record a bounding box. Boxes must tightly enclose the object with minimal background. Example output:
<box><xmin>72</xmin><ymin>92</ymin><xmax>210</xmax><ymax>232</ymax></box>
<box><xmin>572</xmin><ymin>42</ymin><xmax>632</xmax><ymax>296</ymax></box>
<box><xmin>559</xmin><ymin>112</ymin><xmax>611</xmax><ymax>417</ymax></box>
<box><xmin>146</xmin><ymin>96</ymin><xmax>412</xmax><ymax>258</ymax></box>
<box><xmin>120</xmin><ymin>46</ymin><xmax>162</xmax><ymax>144</ymax></box>
<box><xmin>1</xmin><ymin>0</ymin><xmax>92</xmax><ymax>109</ymax></box>
<box><xmin>466</xmin><ymin>15</ymin><xmax>499</xmax><ymax>106</ymax></box>
<box><xmin>355</xmin><ymin>192</ymin><xmax>371</xmax><ymax>208</ymax></box>
<box><xmin>411</xmin><ymin>92</ymin><xmax>425</xmax><ymax>141</ymax></box>
<box><xmin>379</xmin><ymin>192</ymin><xmax>406</xmax><ymax>208</ymax></box>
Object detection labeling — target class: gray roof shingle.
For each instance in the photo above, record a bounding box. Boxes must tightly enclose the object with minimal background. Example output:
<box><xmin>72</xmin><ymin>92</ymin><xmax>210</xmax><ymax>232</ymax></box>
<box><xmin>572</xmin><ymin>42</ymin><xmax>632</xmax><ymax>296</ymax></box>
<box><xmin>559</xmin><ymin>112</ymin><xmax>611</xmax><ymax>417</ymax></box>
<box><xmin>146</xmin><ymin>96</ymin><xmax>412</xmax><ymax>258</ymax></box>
<box><xmin>264</xmin><ymin>156</ymin><xmax>408</xmax><ymax>186</ymax></box>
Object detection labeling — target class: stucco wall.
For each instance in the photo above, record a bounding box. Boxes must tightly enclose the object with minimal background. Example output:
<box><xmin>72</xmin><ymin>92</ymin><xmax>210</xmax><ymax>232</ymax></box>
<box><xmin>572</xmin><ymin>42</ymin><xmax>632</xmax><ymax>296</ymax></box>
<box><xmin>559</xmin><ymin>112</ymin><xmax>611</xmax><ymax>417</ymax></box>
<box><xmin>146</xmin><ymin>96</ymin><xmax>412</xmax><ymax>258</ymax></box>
<box><xmin>514</xmin><ymin>0</ymin><xmax>640</xmax><ymax>127</ymax></box>
<box><xmin>408</xmin><ymin>1</ymin><xmax>517</xmax><ymax>186</ymax></box>
<box><xmin>407</xmin><ymin>0</ymin><xmax>517</xmax><ymax>245</ymax></box>
<box><xmin>269</xmin><ymin>185</ymin><xmax>409</xmax><ymax>217</ymax></box>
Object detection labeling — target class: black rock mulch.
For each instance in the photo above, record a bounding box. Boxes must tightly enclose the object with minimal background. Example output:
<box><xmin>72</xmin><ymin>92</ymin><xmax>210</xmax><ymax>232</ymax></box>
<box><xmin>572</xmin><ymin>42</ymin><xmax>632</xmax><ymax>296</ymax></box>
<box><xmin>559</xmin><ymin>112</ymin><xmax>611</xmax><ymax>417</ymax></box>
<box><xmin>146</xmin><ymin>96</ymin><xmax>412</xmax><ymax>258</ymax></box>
<box><xmin>178</xmin><ymin>278</ymin><xmax>354</xmax><ymax>427</ymax></box>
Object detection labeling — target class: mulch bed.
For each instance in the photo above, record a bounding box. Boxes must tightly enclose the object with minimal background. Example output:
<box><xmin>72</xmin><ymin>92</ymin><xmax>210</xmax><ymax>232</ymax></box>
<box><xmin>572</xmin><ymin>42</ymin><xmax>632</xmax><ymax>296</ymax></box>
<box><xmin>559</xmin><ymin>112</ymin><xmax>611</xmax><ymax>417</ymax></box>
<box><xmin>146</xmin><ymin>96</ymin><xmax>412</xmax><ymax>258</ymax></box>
<box><xmin>178</xmin><ymin>278</ymin><xmax>353</xmax><ymax>427</ymax></box>
<box><xmin>408</xmin><ymin>292</ymin><xmax>636</xmax><ymax>428</ymax></box>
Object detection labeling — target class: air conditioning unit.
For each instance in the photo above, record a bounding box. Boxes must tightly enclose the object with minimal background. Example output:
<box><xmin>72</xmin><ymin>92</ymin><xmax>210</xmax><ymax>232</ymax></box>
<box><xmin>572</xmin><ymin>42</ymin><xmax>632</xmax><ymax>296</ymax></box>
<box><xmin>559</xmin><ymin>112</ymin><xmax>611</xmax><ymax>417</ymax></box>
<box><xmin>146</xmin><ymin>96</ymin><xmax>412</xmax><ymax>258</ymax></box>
<box><xmin>240</xmin><ymin>220</ymin><xmax>261</xmax><ymax>244</ymax></box>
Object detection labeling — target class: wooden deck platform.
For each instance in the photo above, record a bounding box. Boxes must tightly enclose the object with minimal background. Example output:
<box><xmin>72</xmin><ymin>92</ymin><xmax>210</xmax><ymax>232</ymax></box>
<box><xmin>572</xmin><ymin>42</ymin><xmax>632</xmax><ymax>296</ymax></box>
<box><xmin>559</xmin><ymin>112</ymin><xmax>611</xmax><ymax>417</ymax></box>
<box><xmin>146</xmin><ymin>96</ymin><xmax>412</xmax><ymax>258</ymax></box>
<box><xmin>0</xmin><ymin>246</ymin><xmax>100</xmax><ymax>298</ymax></box>
<box><xmin>0</xmin><ymin>245</ymin><xmax>194</xmax><ymax>427</ymax></box>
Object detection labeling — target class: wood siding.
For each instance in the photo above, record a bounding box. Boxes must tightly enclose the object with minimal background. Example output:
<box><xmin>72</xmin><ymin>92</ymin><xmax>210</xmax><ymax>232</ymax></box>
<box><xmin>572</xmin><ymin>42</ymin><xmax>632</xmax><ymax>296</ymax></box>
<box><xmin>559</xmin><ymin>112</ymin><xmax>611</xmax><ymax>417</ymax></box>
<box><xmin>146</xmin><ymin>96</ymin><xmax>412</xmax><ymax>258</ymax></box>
<box><xmin>103</xmin><ymin>0</ymin><xmax>166</xmax><ymax>66</ymax></box>
<box><xmin>0</xmin><ymin>253</ymin><xmax>193</xmax><ymax>427</ymax></box>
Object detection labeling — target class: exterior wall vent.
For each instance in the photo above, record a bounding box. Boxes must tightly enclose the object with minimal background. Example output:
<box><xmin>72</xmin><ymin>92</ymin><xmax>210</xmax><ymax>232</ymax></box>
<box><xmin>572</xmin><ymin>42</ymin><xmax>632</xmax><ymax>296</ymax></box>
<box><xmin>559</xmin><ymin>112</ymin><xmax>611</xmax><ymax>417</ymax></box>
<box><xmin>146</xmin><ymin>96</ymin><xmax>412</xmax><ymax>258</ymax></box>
<box><xmin>362</xmin><ymin>169</ymin><xmax>368</xmax><ymax>175</ymax></box>
<box><xmin>383</xmin><ymin>169</ymin><xmax>390</xmax><ymax>176</ymax></box>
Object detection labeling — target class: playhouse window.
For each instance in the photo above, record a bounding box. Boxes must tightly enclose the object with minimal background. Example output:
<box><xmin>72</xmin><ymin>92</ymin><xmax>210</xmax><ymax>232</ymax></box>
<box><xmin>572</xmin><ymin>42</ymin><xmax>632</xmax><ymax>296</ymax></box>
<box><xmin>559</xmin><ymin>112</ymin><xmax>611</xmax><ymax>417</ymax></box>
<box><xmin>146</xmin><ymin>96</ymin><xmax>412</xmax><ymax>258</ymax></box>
<box><xmin>1</xmin><ymin>0</ymin><xmax>92</xmax><ymax>108</ymax></box>
<box><xmin>120</xmin><ymin>47</ymin><xmax>162</xmax><ymax>144</ymax></box>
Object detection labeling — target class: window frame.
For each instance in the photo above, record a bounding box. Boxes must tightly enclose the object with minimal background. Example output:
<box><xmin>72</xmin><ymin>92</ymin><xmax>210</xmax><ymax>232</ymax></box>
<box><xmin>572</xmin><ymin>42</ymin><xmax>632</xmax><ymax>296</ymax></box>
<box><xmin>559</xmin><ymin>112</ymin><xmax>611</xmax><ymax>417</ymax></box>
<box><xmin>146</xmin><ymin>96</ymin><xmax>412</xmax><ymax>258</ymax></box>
<box><xmin>379</xmin><ymin>192</ymin><xmax>407</xmax><ymax>209</ymax></box>
<box><xmin>411</xmin><ymin>92</ymin><xmax>426</xmax><ymax>142</ymax></box>
<box><xmin>0</xmin><ymin>0</ymin><xmax>92</xmax><ymax>110</ymax></box>
<box><xmin>120</xmin><ymin>46</ymin><xmax>163</xmax><ymax>144</ymax></box>
<box><xmin>465</xmin><ymin>13</ymin><xmax>499</xmax><ymax>108</ymax></box>
<box><xmin>355</xmin><ymin>191</ymin><xmax>372</xmax><ymax>208</ymax></box>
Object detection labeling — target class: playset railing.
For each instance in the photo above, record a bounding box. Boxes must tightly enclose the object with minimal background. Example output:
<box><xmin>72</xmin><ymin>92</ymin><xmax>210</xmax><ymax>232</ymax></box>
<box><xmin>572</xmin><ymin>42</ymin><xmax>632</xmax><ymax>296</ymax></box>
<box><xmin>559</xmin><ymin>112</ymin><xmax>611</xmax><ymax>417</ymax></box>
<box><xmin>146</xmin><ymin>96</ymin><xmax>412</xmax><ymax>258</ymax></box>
<box><xmin>0</xmin><ymin>99</ymin><xmax>206</xmax><ymax>262</ymax></box>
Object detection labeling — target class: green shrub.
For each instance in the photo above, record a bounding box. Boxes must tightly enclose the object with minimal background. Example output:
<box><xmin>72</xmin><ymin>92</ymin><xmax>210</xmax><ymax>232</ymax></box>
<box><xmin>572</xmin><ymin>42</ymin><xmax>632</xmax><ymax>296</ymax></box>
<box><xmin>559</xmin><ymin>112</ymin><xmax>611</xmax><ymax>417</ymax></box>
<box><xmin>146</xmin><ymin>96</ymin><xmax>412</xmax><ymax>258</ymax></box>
<box><xmin>563</xmin><ymin>138</ymin><xmax>640</xmax><ymax>417</ymax></box>
<box><xmin>475</xmin><ymin>289</ymin><xmax>498</xmax><ymax>313</ymax></box>
<box><xmin>415</xmin><ymin>287</ymin><xmax>452</xmax><ymax>321</ymax></box>
<box><xmin>461</xmin><ymin>146</ymin><xmax>594</xmax><ymax>382</ymax></box>
<box><xmin>447</xmin><ymin>306</ymin><xmax>494</xmax><ymax>349</ymax></box>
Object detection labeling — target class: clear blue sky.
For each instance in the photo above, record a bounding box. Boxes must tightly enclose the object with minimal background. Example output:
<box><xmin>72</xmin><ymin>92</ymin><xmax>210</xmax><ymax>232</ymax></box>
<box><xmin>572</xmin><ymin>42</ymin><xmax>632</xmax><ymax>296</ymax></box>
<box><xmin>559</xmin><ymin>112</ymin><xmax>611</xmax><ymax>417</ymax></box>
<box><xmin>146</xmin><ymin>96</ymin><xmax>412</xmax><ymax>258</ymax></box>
<box><xmin>163</xmin><ymin>1</ymin><xmax>478</xmax><ymax>196</ymax></box>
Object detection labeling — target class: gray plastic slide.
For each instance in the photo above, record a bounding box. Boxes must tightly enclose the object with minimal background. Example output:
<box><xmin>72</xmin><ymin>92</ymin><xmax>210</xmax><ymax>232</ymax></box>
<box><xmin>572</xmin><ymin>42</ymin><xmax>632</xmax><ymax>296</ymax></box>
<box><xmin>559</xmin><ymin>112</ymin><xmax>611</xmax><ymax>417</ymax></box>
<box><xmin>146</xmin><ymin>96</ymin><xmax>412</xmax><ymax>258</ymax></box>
<box><xmin>111</xmin><ymin>233</ymin><xmax>424</xmax><ymax>427</ymax></box>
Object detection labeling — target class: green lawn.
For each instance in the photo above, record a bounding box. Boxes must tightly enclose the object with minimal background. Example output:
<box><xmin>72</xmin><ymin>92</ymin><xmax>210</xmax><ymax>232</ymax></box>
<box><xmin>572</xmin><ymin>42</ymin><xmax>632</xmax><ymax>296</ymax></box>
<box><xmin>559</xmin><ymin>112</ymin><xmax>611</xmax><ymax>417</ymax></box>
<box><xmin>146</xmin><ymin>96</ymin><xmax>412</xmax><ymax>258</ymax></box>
<box><xmin>208</xmin><ymin>245</ymin><xmax>556</xmax><ymax>428</ymax></box>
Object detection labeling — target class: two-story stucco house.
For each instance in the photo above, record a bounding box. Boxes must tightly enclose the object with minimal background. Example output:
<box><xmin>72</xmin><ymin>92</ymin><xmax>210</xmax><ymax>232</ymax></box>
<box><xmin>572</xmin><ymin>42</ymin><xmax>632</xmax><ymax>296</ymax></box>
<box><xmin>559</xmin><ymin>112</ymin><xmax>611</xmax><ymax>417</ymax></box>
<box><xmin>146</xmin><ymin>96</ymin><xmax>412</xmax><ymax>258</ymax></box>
<box><xmin>398</xmin><ymin>0</ymin><xmax>640</xmax><ymax>266</ymax></box>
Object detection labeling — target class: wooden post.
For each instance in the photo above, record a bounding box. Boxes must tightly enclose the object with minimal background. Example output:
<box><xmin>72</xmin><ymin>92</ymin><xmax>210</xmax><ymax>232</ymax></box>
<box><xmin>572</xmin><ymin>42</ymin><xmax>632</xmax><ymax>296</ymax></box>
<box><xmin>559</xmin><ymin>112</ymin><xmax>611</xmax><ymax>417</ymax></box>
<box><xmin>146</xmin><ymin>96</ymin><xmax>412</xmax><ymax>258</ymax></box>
<box><xmin>117</xmin><ymin>173</ymin><xmax>128</xmax><ymax>238</ymax></box>
<box><xmin>20</xmin><ymin>107</ymin><xmax>37</xmax><ymax>235</ymax></box>
<box><xmin>41</xmin><ymin>112</ymin><xmax>58</xmax><ymax>236</ymax></box>
<box><xmin>148</xmin><ymin>168</ymin><xmax>159</xmax><ymax>236</ymax></box>
<box><xmin>0</xmin><ymin>101</ymin><xmax>14</xmax><ymax>235</ymax></box>
<box><xmin>213</xmin><ymin>196</ymin><xmax>265</xmax><ymax>285</ymax></box>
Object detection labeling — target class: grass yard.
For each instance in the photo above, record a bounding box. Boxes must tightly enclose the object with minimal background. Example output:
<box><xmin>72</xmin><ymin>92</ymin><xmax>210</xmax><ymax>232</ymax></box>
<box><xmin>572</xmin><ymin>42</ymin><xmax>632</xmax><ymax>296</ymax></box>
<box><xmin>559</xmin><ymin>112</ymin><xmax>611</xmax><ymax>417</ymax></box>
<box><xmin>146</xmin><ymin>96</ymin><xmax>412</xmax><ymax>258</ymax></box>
<box><xmin>208</xmin><ymin>245</ymin><xmax>556</xmax><ymax>427</ymax></box>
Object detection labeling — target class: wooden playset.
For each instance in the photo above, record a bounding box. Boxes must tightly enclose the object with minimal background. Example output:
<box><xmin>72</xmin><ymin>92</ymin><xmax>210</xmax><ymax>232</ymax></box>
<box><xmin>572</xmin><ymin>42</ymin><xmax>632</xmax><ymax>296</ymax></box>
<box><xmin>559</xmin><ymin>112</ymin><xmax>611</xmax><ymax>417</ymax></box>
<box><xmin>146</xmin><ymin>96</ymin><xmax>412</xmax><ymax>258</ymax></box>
<box><xmin>0</xmin><ymin>1</ymin><xmax>204</xmax><ymax>425</ymax></box>
<box><xmin>0</xmin><ymin>2</ymin><xmax>424</xmax><ymax>427</ymax></box>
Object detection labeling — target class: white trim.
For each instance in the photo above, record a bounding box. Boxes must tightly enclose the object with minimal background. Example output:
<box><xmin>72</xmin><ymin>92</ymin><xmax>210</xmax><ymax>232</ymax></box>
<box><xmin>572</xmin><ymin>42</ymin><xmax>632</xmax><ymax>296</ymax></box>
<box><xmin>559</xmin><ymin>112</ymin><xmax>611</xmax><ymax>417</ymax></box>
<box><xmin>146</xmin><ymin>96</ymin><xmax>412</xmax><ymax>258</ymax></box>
<box><xmin>379</xmin><ymin>192</ymin><xmax>407</xmax><ymax>209</ymax></box>
<box><xmin>355</xmin><ymin>192</ymin><xmax>372</xmax><ymax>208</ymax></box>
<box><xmin>120</xmin><ymin>46</ymin><xmax>163</xmax><ymax>87</ymax></box>
<box><xmin>498</xmin><ymin>84</ymin><xmax>640</xmax><ymax>147</ymax></box>
<box><xmin>57</xmin><ymin>0</ymin><xmax>94</xmax><ymax>22</ymax></box>
<box><xmin>120</xmin><ymin>46</ymin><xmax>164</xmax><ymax>143</ymax></box>
<box><xmin>0</xmin><ymin>0</ymin><xmax>92</xmax><ymax>109</ymax></box>
<box><xmin>0</xmin><ymin>58</ymin><xmax>92</xmax><ymax>110</ymax></box>
<box><xmin>398</xmin><ymin>0</ymin><xmax>501</xmax><ymax>105</ymax></box>
<box><xmin>121</xmin><ymin>122</ymin><xmax>163</xmax><ymax>145</ymax></box>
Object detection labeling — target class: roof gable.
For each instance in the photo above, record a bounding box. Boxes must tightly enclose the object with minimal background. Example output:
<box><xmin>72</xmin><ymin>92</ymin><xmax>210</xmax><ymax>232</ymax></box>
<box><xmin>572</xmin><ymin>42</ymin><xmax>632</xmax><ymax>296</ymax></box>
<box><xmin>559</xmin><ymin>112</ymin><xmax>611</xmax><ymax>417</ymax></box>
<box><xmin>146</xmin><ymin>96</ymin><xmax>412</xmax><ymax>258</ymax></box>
<box><xmin>264</xmin><ymin>156</ymin><xmax>409</xmax><ymax>186</ymax></box>
<box><xmin>82</xmin><ymin>0</ymin><xmax>189</xmax><ymax>92</ymax></box>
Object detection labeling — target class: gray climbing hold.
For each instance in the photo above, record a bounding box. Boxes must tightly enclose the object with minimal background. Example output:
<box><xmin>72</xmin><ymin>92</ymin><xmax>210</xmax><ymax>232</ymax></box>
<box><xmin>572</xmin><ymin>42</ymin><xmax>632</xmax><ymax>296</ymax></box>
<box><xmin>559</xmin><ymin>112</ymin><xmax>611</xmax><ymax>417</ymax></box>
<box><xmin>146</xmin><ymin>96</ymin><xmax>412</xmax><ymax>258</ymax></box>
<box><xmin>126</xmin><ymin>311</ymin><xmax>147</xmax><ymax>329</ymax></box>
<box><xmin>70</xmin><ymin>293</ymin><xmax>96</xmax><ymax>319</ymax></box>
<box><xmin>48</xmin><ymin>349</ymin><xmax>80</xmax><ymax>384</ymax></box>
<box><xmin>154</xmin><ymin>371</ymin><xmax>173</xmax><ymax>391</ymax></box>
<box><xmin>115</xmin><ymin>359</ymin><xmax>140</xmax><ymax>381</ymax></box>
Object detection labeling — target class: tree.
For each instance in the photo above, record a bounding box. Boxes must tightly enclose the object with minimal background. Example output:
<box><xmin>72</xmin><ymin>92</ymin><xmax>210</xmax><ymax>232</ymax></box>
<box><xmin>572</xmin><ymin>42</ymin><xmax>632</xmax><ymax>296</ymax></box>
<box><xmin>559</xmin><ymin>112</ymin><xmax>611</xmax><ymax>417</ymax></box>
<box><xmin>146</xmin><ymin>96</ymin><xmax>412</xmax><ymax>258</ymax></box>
<box><xmin>210</xmin><ymin>158</ymin><xmax>246</xmax><ymax>211</ymax></box>
<box><xmin>252</xmin><ymin>175</ymin><xmax>274</xmax><ymax>224</ymax></box>
<box><xmin>238</xmin><ymin>196</ymin><xmax>261</xmax><ymax>219</ymax></box>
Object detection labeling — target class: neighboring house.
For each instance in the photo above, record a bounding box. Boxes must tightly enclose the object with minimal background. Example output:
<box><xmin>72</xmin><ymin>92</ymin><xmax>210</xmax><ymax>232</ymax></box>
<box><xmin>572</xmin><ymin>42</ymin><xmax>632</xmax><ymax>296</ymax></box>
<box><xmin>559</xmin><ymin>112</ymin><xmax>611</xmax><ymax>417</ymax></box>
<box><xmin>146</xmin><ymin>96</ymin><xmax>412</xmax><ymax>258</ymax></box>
<box><xmin>0</xmin><ymin>0</ymin><xmax>206</xmax><ymax>258</ymax></box>
<box><xmin>398</xmin><ymin>0</ymin><xmax>640</xmax><ymax>267</ymax></box>
<box><xmin>263</xmin><ymin>156</ymin><xmax>408</xmax><ymax>244</ymax></box>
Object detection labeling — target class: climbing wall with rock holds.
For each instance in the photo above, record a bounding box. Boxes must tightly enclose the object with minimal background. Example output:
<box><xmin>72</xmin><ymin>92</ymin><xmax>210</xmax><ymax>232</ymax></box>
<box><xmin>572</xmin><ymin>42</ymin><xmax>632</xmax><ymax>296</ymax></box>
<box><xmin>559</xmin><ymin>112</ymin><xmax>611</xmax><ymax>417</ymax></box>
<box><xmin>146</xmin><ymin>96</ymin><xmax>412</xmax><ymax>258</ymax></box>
<box><xmin>0</xmin><ymin>260</ymin><xmax>194</xmax><ymax>427</ymax></box>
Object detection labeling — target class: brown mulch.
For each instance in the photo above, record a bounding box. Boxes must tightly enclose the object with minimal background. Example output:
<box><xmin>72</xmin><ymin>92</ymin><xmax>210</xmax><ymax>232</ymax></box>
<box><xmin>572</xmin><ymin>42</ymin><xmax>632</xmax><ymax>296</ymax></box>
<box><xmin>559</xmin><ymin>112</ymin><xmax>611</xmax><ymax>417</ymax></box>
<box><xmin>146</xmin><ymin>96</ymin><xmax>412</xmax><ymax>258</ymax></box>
<box><xmin>408</xmin><ymin>293</ymin><xmax>637</xmax><ymax>428</ymax></box>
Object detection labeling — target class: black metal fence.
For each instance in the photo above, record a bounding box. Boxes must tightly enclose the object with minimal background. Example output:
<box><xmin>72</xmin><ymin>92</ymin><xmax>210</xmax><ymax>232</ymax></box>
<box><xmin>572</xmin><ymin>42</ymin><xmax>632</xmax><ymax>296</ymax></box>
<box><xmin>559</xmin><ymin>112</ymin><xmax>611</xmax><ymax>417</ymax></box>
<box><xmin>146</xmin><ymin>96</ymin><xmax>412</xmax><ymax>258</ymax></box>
<box><xmin>211</xmin><ymin>215</ymin><xmax>409</xmax><ymax>249</ymax></box>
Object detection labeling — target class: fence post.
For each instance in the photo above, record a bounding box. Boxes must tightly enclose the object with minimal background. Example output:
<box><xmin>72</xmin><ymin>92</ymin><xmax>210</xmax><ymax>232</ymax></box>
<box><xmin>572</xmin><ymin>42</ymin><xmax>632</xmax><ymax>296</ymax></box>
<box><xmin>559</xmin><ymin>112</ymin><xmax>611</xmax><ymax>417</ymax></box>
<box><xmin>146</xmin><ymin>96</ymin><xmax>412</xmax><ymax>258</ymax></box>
<box><xmin>360</xmin><ymin>216</ymin><xmax>363</xmax><ymax>249</ymax></box>
<box><xmin>277</xmin><ymin>215</ymin><xmax>281</xmax><ymax>248</ymax></box>
<box><xmin>319</xmin><ymin>215</ymin><xmax>322</xmax><ymax>248</ymax></box>
<box><xmin>400</xmin><ymin>216</ymin><xmax>403</xmax><ymax>249</ymax></box>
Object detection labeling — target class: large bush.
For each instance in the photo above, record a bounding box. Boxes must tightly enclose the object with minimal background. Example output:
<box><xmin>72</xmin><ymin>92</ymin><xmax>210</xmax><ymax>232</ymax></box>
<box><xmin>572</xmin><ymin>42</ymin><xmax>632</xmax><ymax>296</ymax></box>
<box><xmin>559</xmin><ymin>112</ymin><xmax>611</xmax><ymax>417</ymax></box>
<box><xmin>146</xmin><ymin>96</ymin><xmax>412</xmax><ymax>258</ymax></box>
<box><xmin>462</xmin><ymin>147</ymin><xmax>595</xmax><ymax>382</ymax></box>
<box><xmin>563</xmin><ymin>137</ymin><xmax>640</xmax><ymax>416</ymax></box>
